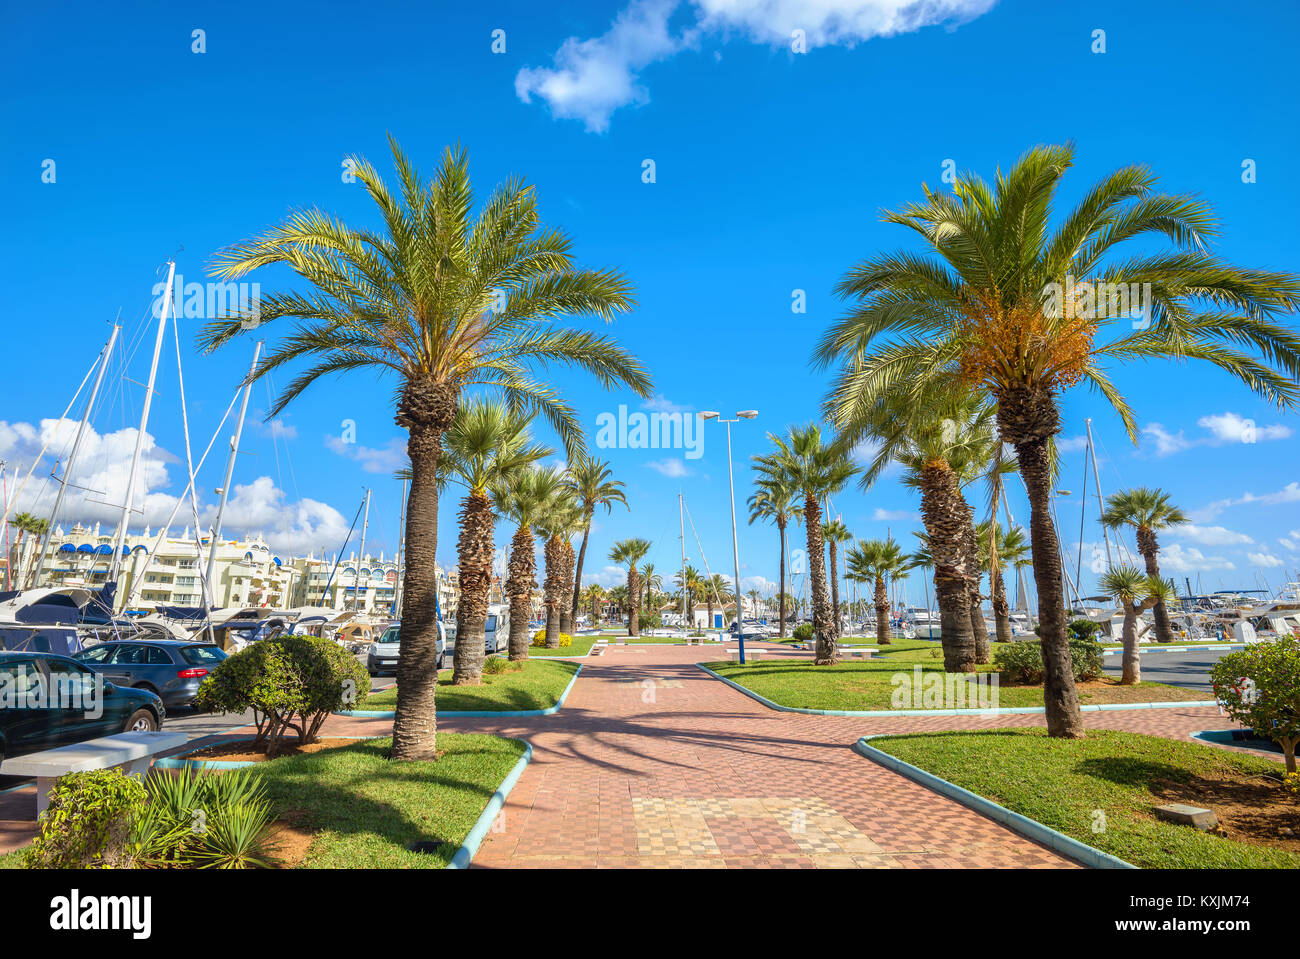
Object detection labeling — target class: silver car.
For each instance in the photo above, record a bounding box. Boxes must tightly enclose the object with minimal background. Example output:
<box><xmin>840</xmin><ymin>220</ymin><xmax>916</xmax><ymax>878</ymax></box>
<box><xmin>366</xmin><ymin>621</ymin><xmax>445</xmax><ymax>676</ymax></box>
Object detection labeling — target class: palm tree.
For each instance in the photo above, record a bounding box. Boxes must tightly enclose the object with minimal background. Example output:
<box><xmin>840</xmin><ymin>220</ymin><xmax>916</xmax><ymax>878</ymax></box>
<box><xmin>847</xmin><ymin>538</ymin><xmax>909</xmax><ymax>646</ymax></box>
<box><xmin>754</xmin><ymin>425</ymin><xmax>857</xmax><ymax>664</ymax></box>
<box><xmin>199</xmin><ymin>140</ymin><xmax>651</xmax><ymax>760</ymax></box>
<box><xmin>639</xmin><ymin>563</ymin><xmax>662</xmax><ymax>611</ymax></box>
<box><xmin>493</xmin><ymin>466</ymin><xmax>566</xmax><ymax>661</ymax></box>
<box><xmin>747</xmin><ymin>472</ymin><xmax>800</xmax><ymax>638</ymax></box>
<box><xmin>438</xmin><ymin>399</ymin><xmax>550</xmax><ymax>684</ymax></box>
<box><xmin>536</xmin><ymin>484</ymin><xmax>581</xmax><ymax>647</ymax></box>
<box><xmin>607</xmin><ymin>584</ymin><xmax>628</xmax><ymax>621</ymax></box>
<box><xmin>822</xmin><ymin>518</ymin><xmax>851</xmax><ymax>640</ymax></box>
<box><xmin>1100</xmin><ymin>487</ymin><xmax>1188</xmax><ymax>644</ymax></box>
<box><xmin>608</xmin><ymin>538</ymin><xmax>651</xmax><ymax>636</ymax></box>
<box><xmin>674</xmin><ymin>564</ymin><xmax>702</xmax><ymax>627</ymax></box>
<box><xmin>581</xmin><ymin>583</ymin><xmax>606</xmax><ymax>624</ymax></box>
<box><xmin>9</xmin><ymin>512</ymin><xmax>46</xmax><ymax>589</ymax></box>
<box><xmin>817</xmin><ymin>144</ymin><xmax>1300</xmax><ymax>735</ymax></box>
<box><xmin>976</xmin><ymin>521</ymin><xmax>1031</xmax><ymax>644</ymax></box>
<box><xmin>702</xmin><ymin>573</ymin><xmax>730</xmax><ymax>633</ymax></box>
<box><xmin>1099</xmin><ymin>565</ymin><xmax>1176</xmax><ymax>684</ymax></box>
<box><xmin>566</xmin><ymin>454</ymin><xmax>627</xmax><ymax>628</ymax></box>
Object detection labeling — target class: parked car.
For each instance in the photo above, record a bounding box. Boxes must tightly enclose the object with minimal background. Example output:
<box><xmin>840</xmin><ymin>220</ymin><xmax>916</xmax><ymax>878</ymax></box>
<box><xmin>73</xmin><ymin>639</ymin><xmax>226</xmax><ymax>708</ymax></box>
<box><xmin>365</xmin><ymin>621</ymin><xmax>445</xmax><ymax>676</ymax></box>
<box><xmin>0</xmin><ymin>651</ymin><xmax>165</xmax><ymax>764</ymax></box>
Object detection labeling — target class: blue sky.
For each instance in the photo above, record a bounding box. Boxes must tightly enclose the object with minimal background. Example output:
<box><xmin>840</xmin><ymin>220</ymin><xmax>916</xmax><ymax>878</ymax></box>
<box><xmin>2</xmin><ymin>0</ymin><xmax>1298</xmax><ymax>605</ymax></box>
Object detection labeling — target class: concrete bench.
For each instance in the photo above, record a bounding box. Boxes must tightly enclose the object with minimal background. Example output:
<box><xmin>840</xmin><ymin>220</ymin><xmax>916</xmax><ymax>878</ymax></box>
<box><xmin>839</xmin><ymin>647</ymin><xmax>874</xmax><ymax>658</ymax></box>
<box><xmin>725</xmin><ymin>648</ymin><xmax>763</xmax><ymax>662</ymax></box>
<box><xmin>0</xmin><ymin>731</ymin><xmax>187</xmax><ymax>815</ymax></box>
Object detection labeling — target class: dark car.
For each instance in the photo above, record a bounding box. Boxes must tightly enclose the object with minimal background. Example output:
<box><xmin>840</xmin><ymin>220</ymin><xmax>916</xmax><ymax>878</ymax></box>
<box><xmin>0</xmin><ymin>651</ymin><xmax>165</xmax><ymax>765</ymax></box>
<box><xmin>73</xmin><ymin>639</ymin><xmax>226</xmax><ymax>708</ymax></box>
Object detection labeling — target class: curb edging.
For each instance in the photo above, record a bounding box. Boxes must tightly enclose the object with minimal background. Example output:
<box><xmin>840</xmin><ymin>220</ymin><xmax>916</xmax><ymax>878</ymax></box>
<box><xmin>337</xmin><ymin>663</ymin><xmax>584</xmax><ymax>719</ymax></box>
<box><xmin>446</xmin><ymin>738</ymin><xmax>533</xmax><ymax>869</ymax></box>
<box><xmin>695</xmin><ymin>663</ymin><xmax>1217</xmax><ymax>717</ymax></box>
<box><xmin>853</xmin><ymin>735</ymin><xmax>1135</xmax><ymax>870</ymax></box>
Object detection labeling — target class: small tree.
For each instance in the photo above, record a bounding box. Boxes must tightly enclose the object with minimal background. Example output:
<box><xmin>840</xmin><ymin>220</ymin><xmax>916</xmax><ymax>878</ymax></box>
<box><xmin>1099</xmin><ymin>566</ymin><xmax>1175</xmax><ymax>685</ymax></box>
<box><xmin>195</xmin><ymin>635</ymin><xmax>370</xmax><ymax>757</ymax></box>
<box><xmin>1211</xmin><ymin>634</ymin><xmax>1300</xmax><ymax>773</ymax></box>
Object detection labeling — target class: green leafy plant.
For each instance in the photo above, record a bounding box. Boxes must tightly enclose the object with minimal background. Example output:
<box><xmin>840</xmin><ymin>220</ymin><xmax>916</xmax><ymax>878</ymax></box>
<box><xmin>27</xmin><ymin>769</ymin><xmax>146</xmax><ymax>868</ymax></box>
<box><xmin>994</xmin><ymin>636</ymin><xmax>1103</xmax><ymax>685</ymax></box>
<box><xmin>483</xmin><ymin>656</ymin><xmax>523</xmax><ymax>675</ymax></box>
<box><xmin>195</xmin><ymin>634</ymin><xmax>370</xmax><ymax>757</ymax></box>
<box><xmin>1211</xmin><ymin>634</ymin><xmax>1300</xmax><ymax>773</ymax></box>
<box><xmin>793</xmin><ymin>623</ymin><xmax>814</xmax><ymax>643</ymax></box>
<box><xmin>638</xmin><ymin>613</ymin><xmax>662</xmax><ymax>633</ymax></box>
<box><xmin>129</xmin><ymin>766</ymin><xmax>278</xmax><ymax>868</ymax></box>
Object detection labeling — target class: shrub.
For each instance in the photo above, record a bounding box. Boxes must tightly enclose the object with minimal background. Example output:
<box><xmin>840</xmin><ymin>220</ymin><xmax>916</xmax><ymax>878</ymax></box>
<box><xmin>993</xmin><ymin>636</ymin><xmax>1104</xmax><ymax>685</ymax></box>
<box><xmin>28</xmin><ymin>769</ymin><xmax>146</xmax><ymax>868</ymax></box>
<box><xmin>1068</xmin><ymin>619</ymin><xmax>1102</xmax><ymax>642</ymax></box>
<box><xmin>793</xmin><ymin>623</ymin><xmax>814</xmax><ymax>643</ymax></box>
<box><xmin>1211</xmin><ymin>634</ymin><xmax>1300</xmax><ymax>773</ymax></box>
<box><xmin>530</xmin><ymin>631</ymin><xmax>572</xmax><ymax>648</ymax></box>
<box><xmin>131</xmin><ymin>765</ymin><xmax>277</xmax><ymax>868</ymax></box>
<box><xmin>195</xmin><ymin>634</ymin><xmax>369</xmax><ymax>757</ymax></box>
<box><xmin>483</xmin><ymin>655</ymin><xmax>523</xmax><ymax>675</ymax></box>
<box><xmin>638</xmin><ymin>613</ymin><xmax>661</xmax><ymax>633</ymax></box>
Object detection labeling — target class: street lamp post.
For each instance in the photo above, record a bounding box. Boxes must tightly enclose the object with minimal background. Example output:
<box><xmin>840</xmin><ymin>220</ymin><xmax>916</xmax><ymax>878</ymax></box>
<box><xmin>700</xmin><ymin>410</ymin><xmax>757</xmax><ymax>664</ymax></box>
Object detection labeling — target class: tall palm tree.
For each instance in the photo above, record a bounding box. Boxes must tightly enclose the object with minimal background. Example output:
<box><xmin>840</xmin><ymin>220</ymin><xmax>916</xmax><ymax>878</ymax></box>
<box><xmin>492</xmin><ymin>466</ymin><xmax>566</xmax><ymax>661</ymax></box>
<box><xmin>199</xmin><ymin>140</ymin><xmax>651</xmax><ymax>760</ymax></box>
<box><xmin>847</xmin><ymin>538</ymin><xmax>909</xmax><ymax>647</ymax></box>
<box><xmin>1100</xmin><ymin>487</ymin><xmax>1188</xmax><ymax>644</ymax></box>
<box><xmin>754</xmin><ymin>425</ymin><xmax>857</xmax><ymax>664</ymax></box>
<box><xmin>822</xmin><ymin>518</ymin><xmax>851</xmax><ymax>640</ymax></box>
<box><xmin>581</xmin><ymin>583</ymin><xmax>605</xmax><ymax>624</ymax></box>
<box><xmin>438</xmin><ymin>399</ymin><xmax>550</xmax><ymax>684</ymax></box>
<box><xmin>536</xmin><ymin>484</ymin><xmax>581</xmax><ymax>647</ymax></box>
<box><xmin>747</xmin><ymin>472</ymin><xmax>800</xmax><ymax>638</ymax></box>
<box><xmin>674</xmin><ymin>564</ymin><xmax>703</xmax><ymax>627</ymax></box>
<box><xmin>566</xmin><ymin>454</ymin><xmax>627</xmax><ymax>628</ymax></box>
<box><xmin>816</xmin><ymin>144</ymin><xmax>1300</xmax><ymax>735</ymax></box>
<box><xmin>703</xmin><ymin>573</ymin><xmax>730</xmax><ymax>632</ymax></box>
<box><xmin>607</xmin><ymin>584</ymin><xmax>628</xmax><ymax>620</ymax></box>
<box><xmin>1099</xmin><ymin>565</ymin><xmax>1176</xmax><ymax>684</ymax></box>
<box><xmin>639</xmin><ymin>563</ymin><xmax>662</xmax><ymax>611</ymax></box>
<box><xmin>608</xmin><ymin>538</ymin><xmax>651</xmax><ymax>636</ymax></box>
<box><xmin>9</xmin><ymin>512</ymin><xmax>46</xmax><ymax>589</ymax></box>
<box><xmin>976</xmin><ymin>520</ymin><xmax>1032</xmax><ymax>644</ymax></box>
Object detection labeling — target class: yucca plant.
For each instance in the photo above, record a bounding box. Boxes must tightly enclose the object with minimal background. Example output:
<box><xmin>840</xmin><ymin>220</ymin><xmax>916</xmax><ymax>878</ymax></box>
<box><xmin>1098</xmin><ymin>565</ymin><xmax>1177</xmax><ymax>684</ymax></box>
<box><xmin>818</xmin><ymin>144</ymin><xmax>1300</xmax><ymax>735</ymax></box>
<box><xmin>199</xmin><ymin>138</ymin><xmax>650</xmax><ymax>760</ymax></box>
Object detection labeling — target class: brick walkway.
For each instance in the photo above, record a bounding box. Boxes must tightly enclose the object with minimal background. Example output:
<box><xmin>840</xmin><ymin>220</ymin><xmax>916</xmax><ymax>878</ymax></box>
<box><xmin>0</xmin><ymin>641</ymin><xmax>1254</xmax><ymax>866</ymax></box>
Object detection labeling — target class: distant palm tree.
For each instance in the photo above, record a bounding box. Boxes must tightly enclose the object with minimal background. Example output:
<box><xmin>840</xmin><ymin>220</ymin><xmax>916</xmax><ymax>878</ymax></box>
<box><xmin>639</xmin><ymin>563</ymin><xmax>663</xmax><ymax>611</ymax></box>
<box><xmin>9</xmin><ymin>512</ymin><xmax>46</xmax><ymax>589</ymax></box>
<box><xmin>1099</xmin><ymin>565</ymin><xmax>1176</xmax><ymax>684</ymax></box>
<box><xmin>493</xmin><ymin>466</ymin><xmax>566</xmax><ymax>661</ymax></box>
<box><xmin>581</xmin><ymin>583</ymin><xmax>606</xmax><ymax>623</ymax></box>
<box><xmin>976</xmin><ymin>521</ymin><xmax>1031</xmax><ymax>644</ymax></box>
<box><xmin>200</xmin><ymin>140</ymin><xmax>650</xmax><ymax>760</ymax></box>
<box><xmin>674</xmin><ymin>564</ymin><xmax>702</xmax><ymax>626</ymax></box>
<box><xmin>754</xmin><ymin>424</ymin><xmax>857</xmax><ymax>664</ymax></box>
<box><xmin>702</xmin><ymin>573</ymin><xmax>730</xmax><ymax>633</ymax></box>
<box><xmin>1100</xmin><ymin>487</ymin><xmax>1188</xmax><ymax>644</ymax></box>
<box><xmin>822</xmin><ymin>518</ymin><xmax>851</xmax><ymax>640</ymax></box>
<box><xmin>566</xmin><ymin>454</ymin><xmax>627</xmax><ymax>629</ymax></box>
<box><xmin>607</xmin><ymin>584</ymin><xmax>628</xmax><ymax>620</ymax></box>
<box><xmin>536</xmin><ymin>484</ymin><xmax>581</xmax><ymax>647</ymax></box>
<box><xmin>608</xmin><ymin>538</ymin><xmax>651</xmax><ymax>636</ymax></box>
<box><xmin>747</xmin><ymin>472</ymin><xmax>800</xmax><ymax>638</ymax></box>
<box><xmin>818</xmin><ymin>144</ymin><xmax>1300</xmax><ymax>736</ymax></box>
<box><xmin>438</xmin><ymin>399</ymin><xmax>549</xmax><ymax>684</ymax></box>
<box><xmin>847</xmin><ymin>538</ymin><xmax>909</xmax><ymax>646</ymax></box>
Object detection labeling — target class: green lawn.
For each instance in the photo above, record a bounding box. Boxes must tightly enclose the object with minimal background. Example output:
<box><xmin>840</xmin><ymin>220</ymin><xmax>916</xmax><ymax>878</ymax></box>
<box><xmin>259</xmin><ymin>733</ymin><xmax>526</xmax><ymax>868</ymax></box>
<box><xmin>527</xmin><ymin>635</ymin><xmax>599</xmax><ymax>657</ymax></box>
<box><xmin>868</xmin><ymin>729</ymin><xmax>1299</xmax><ymax>869</ymax></box>
<box><xmin>706</xmin><ymin>640</ymin><xmax>1207</xmax><ymax>711</ymax></box>
<box><xmin>360</xmin><ymin>659</ymin><xmax>579</xmax><ymax>711</ymax></box>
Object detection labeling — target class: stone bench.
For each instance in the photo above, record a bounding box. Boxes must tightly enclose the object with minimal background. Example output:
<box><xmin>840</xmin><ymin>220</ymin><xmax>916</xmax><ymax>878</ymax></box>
<box><xmin>725</xmin><ymin>648</ymin><xmax>763</xmax><ymax>662</ymax></box>
<box><xmin>0</xmin><ymin>731</ymin><xmax>187</xmax><ymax>815</ymax></box>
<box><xmin>839</xmin><ymin>647</ymin><xmax>874</xmax><ymax>658</ymax></box>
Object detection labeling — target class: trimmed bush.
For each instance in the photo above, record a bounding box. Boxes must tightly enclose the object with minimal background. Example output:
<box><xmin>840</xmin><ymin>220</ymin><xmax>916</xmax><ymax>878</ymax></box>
<box><xmin>530</xmin><ymin>630</ymin><xmax>572</xmax><ymax>648</ymax></box>
<box><xmin>792</xmin><ymin>623</ymin><xmax>814</xmax><ymax>643</ymax></box>
<box><xmin>194</xmin><ymin>634</ymin><xmax>369</xmax><ymax>757</ymax></box>
<box><xmin>993</xmin><ymin>636</ymin><xmax>1104</xmax><ymax>685</ymax></box>
<box><xmin>27</xmin><ymin>769</ymin><xmax>146</xmax><ymax>868</ymax></box>
<box><xmin>638</xmin><ymin>613</ymin><xmax>662</xmax><ymax>633</ymax></box>
<box><xmin>1211</xmin><ymin>633</ymin><xmax>1300</xmax><ymax>773</ymax></box>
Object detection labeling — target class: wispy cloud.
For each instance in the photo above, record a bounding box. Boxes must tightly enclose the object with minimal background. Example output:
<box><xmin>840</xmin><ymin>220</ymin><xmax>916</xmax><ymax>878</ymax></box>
<box><xmin>324</xmin><ymin>434</ymin><xmax>408</xmax><ymax>474</ymax></box>
<box><xmin>1142</xmin><ymin>411</ymin><xmax>1291</xmax><ymax>458</ymax></box>
<box><xmin>645</xmin><ymin>457</ymin><xmax>692</xmax><ymax>477</ymax></box>
<box><xmin>872</xmin><ymin>507</ymin><xmax>918</xmax><ymax>522</ymax></box>
<box><xmin>1167</xmin><ymin>523</ymin><xmax>1254</xmax><ymax>547</ymax></box>
<box><xmin>1191</xmin><ymin>481</ymin><xmax>1300</xmax><ymax>522</ymax></box>
<box><xmin>516</xmin><ymin>0</ymin><xmax>995</xmax><ymax>132</ymax></box>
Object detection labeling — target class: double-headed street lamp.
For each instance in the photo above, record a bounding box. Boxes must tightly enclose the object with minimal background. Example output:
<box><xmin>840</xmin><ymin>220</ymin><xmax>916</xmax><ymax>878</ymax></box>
<box><xmin>699</xmin><ymin>410</ymin><xmax>758</xmax><ymax>664</ymax></box>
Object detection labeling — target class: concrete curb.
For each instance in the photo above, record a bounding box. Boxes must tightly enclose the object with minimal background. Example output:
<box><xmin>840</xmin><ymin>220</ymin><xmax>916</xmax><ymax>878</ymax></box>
<box><xmin>446</xmin><ymin>738</ymin><xmax>534</xmax><ymax>869</ymax></box>
<box><xmin>853</xmin><ymin>736</ymin><xmax>1135</xmax><ymax>870</ymax></box>
<box><xmin>1102</xmin><ymin>644</ymin><xmax>1244</xmax><ymax>655</ymax></box>
<box><xmin>695</xmin><ymin>663</ymin><xmax>1217</xmax><ymax>717</ymax></box>
<box><xmin>154</xmin><ymin>734</ymin><xmax>374</xmax><ymax>771</ymax></box>
<box><xmin>336</xmin><ymin>663</ymin><xmax>584</xmax><ymax>719</ymax></box>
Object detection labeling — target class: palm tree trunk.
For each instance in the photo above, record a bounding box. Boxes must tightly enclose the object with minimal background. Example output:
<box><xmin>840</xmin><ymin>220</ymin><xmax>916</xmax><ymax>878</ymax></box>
<box><xmin>627</xmin><ymin>568</ymin><xmax>640</xmax><ymax>636</ymax></box>
<box><xmin>919</xmin><ymin>463</ymin><xmax>976</xmax><ymax>672</ymax></box>
<box><xmin>777</xmin><ymin>520</ymin><xmax>787</xmax><ymax>639</ymax></box>
<box><xmin>804</xmin><ymin>494</ymin><xmax>836</xmax><ymax>665</ymax></box>
<box><xmin>570</xmin><ymin>512</ymin><xmax>593</xmax><ymax>625</ymax></box>
<box><xmin>874</xmin><ymin>576</ymin><xmax>890</xmax><ymax>646</ymax></box>
<box><xmin>452</xmin><ymin>491</ymin><xmax>494</xmax><ymax>685</ymax></box>
<box><xmin>1000</xmin><ymin>389</ymin><xmax>1084</xmax><ymax>738</ymax></box>
<box><xmin>828</xmin><ymin>537</ymin><xmax>841</xmax><ymax>642</ymax></box>
<box><xmin>505</xmin><ymin>524</ymin><xmax>535</xmax><ymax>662</ymax></box>
<box><xmin>991</xmin><ymin>568</ymin><xmax>1014</xmax><ymax>644</ymax></box>
<box><xmin>1119</xmin><ymin>601</ymin><xmax>1141</xmax><ymax>684</ymax></box>
<box><xmin>559</xmin><ymin>541</ymin><xmax>576</xmax><ymax>635</ymax></box>
<box><xmin>1137</xmin><ymin>531</ymin><xmax>1174</xmax><ymax>643</ymax></box>
<box><xmin>544</xmin><ymin>535</ymin><xmax>562</xmax><ymax>647</ymax></box>
<box><xmin>391</xmin><ymin>380</ymin><xmax>456</xmax><ymax>761</ymax></box>
<box><xmin>962</xmin><ymin>517</ymin><xmax>991</xmax><ymax>663</ymax></box>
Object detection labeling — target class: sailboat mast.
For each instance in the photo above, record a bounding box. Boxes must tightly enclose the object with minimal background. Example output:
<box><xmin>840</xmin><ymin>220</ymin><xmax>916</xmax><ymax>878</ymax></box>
<box><xmin>111</xmin><ymin>262</ymin><xmax>175</xmax><ymax>583</ymax></box>
<box><xmin>678</xmin><ymin>491</ymin><xmax>687</xmax><ymax>628</ymax></box>
<box><xmin>1085</xmin><ymin>418</ymin><xmax>1113</xmax><ymax>569</ymax></box>
<box><xmin>34</xmin><ymin>323</ymin><xmax>120</xmax><ymax>586</ymax></box>
<box><xmin>205</xmin><ymin>339</ymin><xmax>263</xmax><ymax>594</ymax></box>
<box><xmin>354</xmin><ymin>488</ymin><xmax>371</xmax><ymax>612</ymax></box>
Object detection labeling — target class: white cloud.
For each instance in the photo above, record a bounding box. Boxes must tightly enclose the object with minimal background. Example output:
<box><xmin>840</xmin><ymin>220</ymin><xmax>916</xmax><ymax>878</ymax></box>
<box><xmin>1140</xmin><ymin>423</ymin><xmax>1192</xmax><ymax>456</ymax></box>
<box><xmin>254</xmin><ymin>415</ymin><xmax>298</xmax><ymax>441</ymax></box>
<box><xmin>1197</xmin><ymin>412</ymin><xmax>1291</xmax><ymax>445</ymax></box>
<box><xmin>641</xmin><ymin>393</ymin><xmax>692</xmax><ymax>414</ymax></box>
<box><xmin>516</xmin><ymin>0</ymin><xmax>994</xmax><ymax>131</ymax></box>
<box><xmin>1156</xmin><ymin>542</ymin><xmax>1236</xmax><ymax>574</ymax></box>
<box><xmin>198</xmin><ymin>476</ymin><xmax>352</xmax><ymax>558</ymax></box>
<box><xmin>583</xmin><ymin>564</ymin><xmax>629</xmax><ymax>588</ymax></box>
<box><xmin>872</xmin><ymin>507</ymin><xmax>918</xmax><ymax>521</ymax></box>
<box><xmin>324</xmin><ymin>434</ymin><xmax>407</xmax><ymax>474</ymax></box>
<box><xmin>645</xmin><ymin>457</ymin><xmax>692</xmax><ymax>478</ymax></box>
<box><xmin>1280</xmin><ymin>531</ymin><xmax>1300</xmax><ymax>553</ymax></box>
<box><xmin>1190</xmin><ymin>482</ymin><xmax>1300</xmax><ymax>522</ymax></box>
<box><xmin>1247</xmin><ymin>551</ymin><xmax>1284</xmax><ymax>568</ymax></box>
<box><xmin>1056</xmin><ymin>435</ymin><xmax>1088</xmax><ymax>453</ymax></box>
<box><xmin>1168</xmin><ymin>524</ymin><xmax>1254</xmax><ymax>547</ymax></box>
